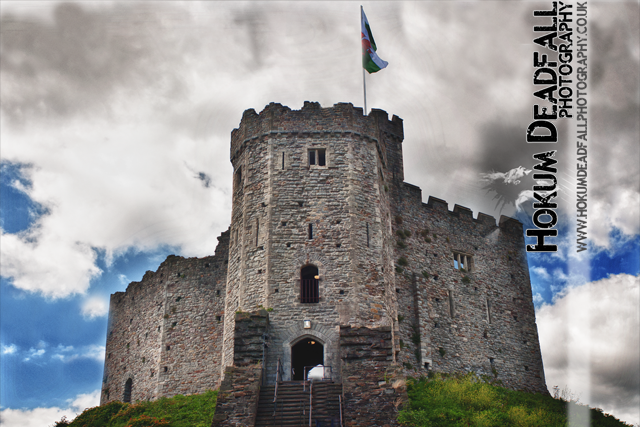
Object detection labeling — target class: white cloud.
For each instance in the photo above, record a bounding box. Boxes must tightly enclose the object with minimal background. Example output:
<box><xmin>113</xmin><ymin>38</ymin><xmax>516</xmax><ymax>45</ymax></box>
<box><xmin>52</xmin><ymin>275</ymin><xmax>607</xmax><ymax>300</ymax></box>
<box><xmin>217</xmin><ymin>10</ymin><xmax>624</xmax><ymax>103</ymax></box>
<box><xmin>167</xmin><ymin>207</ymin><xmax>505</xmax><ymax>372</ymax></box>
<box><xmin>0</xmin><ymin>1</ymin><xmax>637</xmax><ymax>301</ymax></box>
<box><xmin>69</xmin><ymin>390</ymin><xmax>101</xmax><ymax>412</ymax></box>
<box><xmin>0</xmin><ymin>390</ymin><xmax>100</xmax><ymax>427</ymax></box>
<box><xmin>0</xmin><ymin>407</ymin><xmax>71</xmax><ymax>427</ymax></box>
<box><xmin>537</xmin><ymin>273</ymin><xmax>640</xmax><ymax>426</ymax></box>
<box><xmin>51</xmin><ymin>344</ymin><xmax>105</xmax><ymax>363</ymax></box>
<box><xmin>23</xmin><ymin>342</ymin><xmax>47</xmax><ymax>362</ymax></box>
<box><xmin>1</xmin><ymin>344</ymin><xmax>18</xmax><ymax>355</ymax></box>
<box><xmin>81</xmin><ymin>296</ymin><xmax>109</xmax><ymax>319</ymax></box>
<box><xmin>532</xmin><ymin>293</ymin><xmax>544</xmax><ymax>305</ymax></box>
<box><xmin>532</xmin><ymin>267</ymin><xmax>551</xmax><ymax>281</ymax></box>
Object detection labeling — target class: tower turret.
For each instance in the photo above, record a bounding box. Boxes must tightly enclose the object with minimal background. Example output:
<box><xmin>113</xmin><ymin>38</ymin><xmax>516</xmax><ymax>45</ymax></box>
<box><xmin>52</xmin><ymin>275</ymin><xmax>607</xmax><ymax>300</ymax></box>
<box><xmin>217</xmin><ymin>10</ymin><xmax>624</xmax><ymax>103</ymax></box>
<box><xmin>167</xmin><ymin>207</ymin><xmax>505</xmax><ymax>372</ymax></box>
<box><xmin>222</xmin><ymin>101</ymin><xmax>404</xmax><ymax>379</ymax></box>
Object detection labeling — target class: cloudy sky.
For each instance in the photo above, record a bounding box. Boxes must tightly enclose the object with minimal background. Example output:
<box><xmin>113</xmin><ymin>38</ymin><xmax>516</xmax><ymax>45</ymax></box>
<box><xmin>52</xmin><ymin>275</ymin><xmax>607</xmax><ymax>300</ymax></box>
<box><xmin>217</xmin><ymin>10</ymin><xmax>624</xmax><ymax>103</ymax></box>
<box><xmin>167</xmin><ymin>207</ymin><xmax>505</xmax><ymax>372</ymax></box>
<box><xmin>1</xmin><ymin>1</ymin><xmax>638</xmax><ymax>426</ymax></box>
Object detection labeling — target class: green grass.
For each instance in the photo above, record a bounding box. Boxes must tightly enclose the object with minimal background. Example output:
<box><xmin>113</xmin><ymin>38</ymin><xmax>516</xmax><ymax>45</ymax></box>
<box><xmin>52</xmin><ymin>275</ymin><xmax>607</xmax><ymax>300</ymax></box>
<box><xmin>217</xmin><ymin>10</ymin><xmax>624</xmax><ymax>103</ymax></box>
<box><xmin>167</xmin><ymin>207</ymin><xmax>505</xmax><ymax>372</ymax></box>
<box><xmin>398</xmin><ymin>374</ymin><xmax>631</xmax><ymax>427</ymax></box>
<box><xmin>56</xmin><ymin>390</ymin><xmax>217</xmax><ymax>427</ymax></box>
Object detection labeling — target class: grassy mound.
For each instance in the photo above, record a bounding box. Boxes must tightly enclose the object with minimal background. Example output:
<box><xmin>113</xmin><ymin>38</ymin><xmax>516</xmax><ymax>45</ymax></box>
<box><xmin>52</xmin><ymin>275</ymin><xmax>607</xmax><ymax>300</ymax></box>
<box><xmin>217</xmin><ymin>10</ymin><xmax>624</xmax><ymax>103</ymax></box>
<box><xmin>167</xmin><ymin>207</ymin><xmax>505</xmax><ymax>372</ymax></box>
<box><xmin>398</xmin><ymin>373</ymin><xmax>631</xmax><ymax>427</ymax></box>
<box><xmin>53</xmin><ymin>390</ymin><xmax>217</xmax><ymax>427</ymax></box>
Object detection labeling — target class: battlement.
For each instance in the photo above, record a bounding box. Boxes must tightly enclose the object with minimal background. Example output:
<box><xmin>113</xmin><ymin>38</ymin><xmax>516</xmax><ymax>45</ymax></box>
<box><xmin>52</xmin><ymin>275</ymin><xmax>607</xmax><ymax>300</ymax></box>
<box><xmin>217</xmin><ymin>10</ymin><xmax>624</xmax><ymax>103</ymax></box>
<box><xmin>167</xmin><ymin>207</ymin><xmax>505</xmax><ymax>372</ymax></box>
<box><xmin>230</xmin><ymin>101</ymin><xmax>403</xmax><ymax>162</ymax></box>
<box><xmin>404</xmin><ymin>184</ymin><xmax>522</xmax><ymax>232</ymax></box>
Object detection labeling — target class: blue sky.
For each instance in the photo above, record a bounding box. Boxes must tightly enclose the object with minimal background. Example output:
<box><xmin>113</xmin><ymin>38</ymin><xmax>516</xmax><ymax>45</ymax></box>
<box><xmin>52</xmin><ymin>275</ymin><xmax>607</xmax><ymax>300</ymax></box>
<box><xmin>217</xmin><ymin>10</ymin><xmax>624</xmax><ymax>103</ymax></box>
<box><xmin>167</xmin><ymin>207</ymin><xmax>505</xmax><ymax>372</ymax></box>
<box><xmin>1</xmin><ymin>2</ymin><xmax>638</xmax><ymax>427</ymax></box>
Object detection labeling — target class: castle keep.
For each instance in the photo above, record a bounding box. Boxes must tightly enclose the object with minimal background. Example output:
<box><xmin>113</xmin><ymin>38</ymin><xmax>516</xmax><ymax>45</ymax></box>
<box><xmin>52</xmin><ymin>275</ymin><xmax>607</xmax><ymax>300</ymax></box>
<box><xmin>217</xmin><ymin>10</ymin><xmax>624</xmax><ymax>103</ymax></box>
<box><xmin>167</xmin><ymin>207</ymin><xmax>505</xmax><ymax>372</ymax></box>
<box><xmin>101</xmin><ymin>102</ymin><xmax>547</xmax><ymax>425</ymax></box>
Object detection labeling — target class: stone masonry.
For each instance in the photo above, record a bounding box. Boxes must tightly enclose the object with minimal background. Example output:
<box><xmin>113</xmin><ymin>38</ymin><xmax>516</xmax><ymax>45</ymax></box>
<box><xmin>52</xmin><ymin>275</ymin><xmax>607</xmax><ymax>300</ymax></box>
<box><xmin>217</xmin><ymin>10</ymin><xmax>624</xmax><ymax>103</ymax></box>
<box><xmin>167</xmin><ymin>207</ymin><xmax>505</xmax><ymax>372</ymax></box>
<box><xmin>101</xmin><ymin>232</ymin><xmax>229</xmax><ymax>404</ymax></box>
<box><xmin>101</xmin><ymin>102</ymin><xmax>548</xmax><ymax>419</ymax></box>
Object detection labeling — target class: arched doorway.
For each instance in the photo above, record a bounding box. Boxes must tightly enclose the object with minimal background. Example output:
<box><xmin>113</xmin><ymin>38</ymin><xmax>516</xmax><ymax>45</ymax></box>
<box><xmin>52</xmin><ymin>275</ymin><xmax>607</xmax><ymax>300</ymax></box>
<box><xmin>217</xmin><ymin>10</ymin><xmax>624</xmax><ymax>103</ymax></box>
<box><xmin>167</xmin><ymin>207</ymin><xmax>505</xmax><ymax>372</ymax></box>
<box><xmin>291</xmin><ymin>338</ymin><xmax>323</xmax><ymax>380</ymax></box>
<box><xmin>123</xmin><ymin>378</ymin><xmax>132</xmax><ymax>403</ymax></box>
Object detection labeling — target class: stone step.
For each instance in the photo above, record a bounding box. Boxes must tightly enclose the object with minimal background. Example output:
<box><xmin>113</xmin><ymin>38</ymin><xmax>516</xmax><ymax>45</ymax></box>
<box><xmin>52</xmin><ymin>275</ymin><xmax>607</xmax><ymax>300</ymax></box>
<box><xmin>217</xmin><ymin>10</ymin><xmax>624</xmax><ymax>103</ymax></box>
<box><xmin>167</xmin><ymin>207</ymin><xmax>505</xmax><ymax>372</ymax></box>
<box><xmin>255</xmin><ymin>382</ymin><xmax>342</xmax><ymax>427</ymax></box>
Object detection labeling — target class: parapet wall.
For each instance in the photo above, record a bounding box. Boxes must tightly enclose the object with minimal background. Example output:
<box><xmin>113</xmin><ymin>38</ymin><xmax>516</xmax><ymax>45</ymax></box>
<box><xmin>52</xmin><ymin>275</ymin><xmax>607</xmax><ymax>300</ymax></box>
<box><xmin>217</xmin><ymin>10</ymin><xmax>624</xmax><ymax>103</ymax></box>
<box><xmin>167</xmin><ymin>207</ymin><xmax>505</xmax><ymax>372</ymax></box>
<box><xmin>230</xmin><ymin>101</ymin><xmax>403</xmax><ymax>168</ymax></box>
<box><xmin>101</xmin><ymin>231</ymin><xmax>230</xmax><ymax>404</ymax></box>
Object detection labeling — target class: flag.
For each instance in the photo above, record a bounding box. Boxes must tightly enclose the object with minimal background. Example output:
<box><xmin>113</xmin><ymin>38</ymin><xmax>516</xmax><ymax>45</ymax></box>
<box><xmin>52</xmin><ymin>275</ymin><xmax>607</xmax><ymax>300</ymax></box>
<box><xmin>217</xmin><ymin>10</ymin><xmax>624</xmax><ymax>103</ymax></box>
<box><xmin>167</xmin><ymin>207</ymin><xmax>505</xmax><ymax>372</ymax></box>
<box><xmin>361</xmin><ymin>8</ymin><xmax>388</xmax><ymax>74</ymax></box>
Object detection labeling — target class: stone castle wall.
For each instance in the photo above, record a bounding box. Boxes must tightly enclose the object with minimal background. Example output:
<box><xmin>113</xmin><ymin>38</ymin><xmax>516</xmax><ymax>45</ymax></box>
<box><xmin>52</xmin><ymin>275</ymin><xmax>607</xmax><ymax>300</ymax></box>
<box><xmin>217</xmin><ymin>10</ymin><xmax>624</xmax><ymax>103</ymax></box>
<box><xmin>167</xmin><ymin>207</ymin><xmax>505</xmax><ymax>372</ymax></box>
<box><xmin>390</xmin><ymin>184</ymin><xmax>547</xmax><ymax>392</ymax></box>
<box><xmin>101</xmin><ymin>102</ymin><xmax>547</xmax><ymax>412</ymax></box>
<box><xmin>100</xmin><ymin>231</ymin><xmax>230</xmax><ymax>404</ymax></box>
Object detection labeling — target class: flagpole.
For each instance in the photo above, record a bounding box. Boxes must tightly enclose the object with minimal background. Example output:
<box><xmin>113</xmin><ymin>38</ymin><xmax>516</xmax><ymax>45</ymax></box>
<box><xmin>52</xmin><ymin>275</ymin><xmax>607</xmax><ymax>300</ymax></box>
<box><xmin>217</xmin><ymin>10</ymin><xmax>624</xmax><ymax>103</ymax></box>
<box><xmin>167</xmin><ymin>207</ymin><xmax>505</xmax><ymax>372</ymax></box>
<box><xmin>361</xmin><ymin>5</ymin><xmax>368</xmax><ymax>115</ymax></box>
<box><xmin>363</xmin><ymin>68</ymin><xmax>367</xmax><ymax>115</ymax></box>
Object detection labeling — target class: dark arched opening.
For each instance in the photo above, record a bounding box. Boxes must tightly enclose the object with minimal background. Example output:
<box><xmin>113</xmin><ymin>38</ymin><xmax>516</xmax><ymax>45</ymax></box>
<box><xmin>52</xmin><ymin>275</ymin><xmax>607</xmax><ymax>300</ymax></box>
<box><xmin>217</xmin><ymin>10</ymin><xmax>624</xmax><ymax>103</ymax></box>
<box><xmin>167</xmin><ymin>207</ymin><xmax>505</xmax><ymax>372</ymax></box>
<box><xmin>291</xmin><ymin>338</ymin><xmax>324</xmax><ymax>380</ymax></box>
<box><xmin>123</xmin><ymin>378</ymin><xmax>132</xmax><ymax>403</ymax></box>
<box><xmin>300</xmin><ymin>265</ymin><xmax>319</xmax><ymax>303</ymax></box>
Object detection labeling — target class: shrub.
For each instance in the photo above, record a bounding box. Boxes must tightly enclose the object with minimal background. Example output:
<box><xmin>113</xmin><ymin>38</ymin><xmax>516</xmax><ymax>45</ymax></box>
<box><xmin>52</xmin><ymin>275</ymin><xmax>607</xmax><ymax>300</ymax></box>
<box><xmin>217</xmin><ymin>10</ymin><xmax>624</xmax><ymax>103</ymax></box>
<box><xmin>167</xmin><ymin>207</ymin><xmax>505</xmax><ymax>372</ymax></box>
<box><xmin>124</xmin><ymin>414</ymin><xmax>170</xmax><ymax>427</ymax></box>
<box><xmin>65</xmin><ymin>401</ymin><xmax>126</xmax><ymax>426</ymax></box>
<box><xmin>65</xmin><ymin>391</ymin><xmax>217</xmax><ymax>427</ymax></box>
<box><xmin>398</xmin><ymin>257</ymin><xmax>408</xmax><ymax>266</ymax></box>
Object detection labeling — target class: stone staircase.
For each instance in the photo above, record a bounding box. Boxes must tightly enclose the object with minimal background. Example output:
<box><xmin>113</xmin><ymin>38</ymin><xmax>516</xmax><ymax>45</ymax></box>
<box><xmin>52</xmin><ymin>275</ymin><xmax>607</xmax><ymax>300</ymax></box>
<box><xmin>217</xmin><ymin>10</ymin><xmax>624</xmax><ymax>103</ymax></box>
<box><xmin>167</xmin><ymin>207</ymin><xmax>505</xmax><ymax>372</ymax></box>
<box><xmin>255</xmin><ymin>381</ymin><xmax>343</xmax><ymax>427</ymax></box>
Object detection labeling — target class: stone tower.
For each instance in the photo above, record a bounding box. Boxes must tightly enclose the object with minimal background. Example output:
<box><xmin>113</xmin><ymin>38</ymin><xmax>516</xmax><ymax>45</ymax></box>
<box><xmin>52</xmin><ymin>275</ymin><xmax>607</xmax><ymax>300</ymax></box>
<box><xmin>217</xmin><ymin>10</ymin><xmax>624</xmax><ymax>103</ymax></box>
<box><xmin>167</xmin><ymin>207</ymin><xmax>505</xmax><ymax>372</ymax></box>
<box><xmin>223</xmin><ymin>101</ymin><xmax>404</xmax><ymax>382</ymax></box>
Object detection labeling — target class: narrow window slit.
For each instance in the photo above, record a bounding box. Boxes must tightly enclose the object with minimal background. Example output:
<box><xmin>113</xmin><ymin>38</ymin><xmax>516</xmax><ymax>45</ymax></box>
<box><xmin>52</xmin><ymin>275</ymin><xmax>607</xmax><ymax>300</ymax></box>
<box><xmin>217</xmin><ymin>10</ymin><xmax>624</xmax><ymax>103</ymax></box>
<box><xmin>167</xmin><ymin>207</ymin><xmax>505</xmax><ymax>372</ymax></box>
<box><xmin>366</xmin><ymin>223</ymin><xmax>370</xmax><ymax>247</ymax></box>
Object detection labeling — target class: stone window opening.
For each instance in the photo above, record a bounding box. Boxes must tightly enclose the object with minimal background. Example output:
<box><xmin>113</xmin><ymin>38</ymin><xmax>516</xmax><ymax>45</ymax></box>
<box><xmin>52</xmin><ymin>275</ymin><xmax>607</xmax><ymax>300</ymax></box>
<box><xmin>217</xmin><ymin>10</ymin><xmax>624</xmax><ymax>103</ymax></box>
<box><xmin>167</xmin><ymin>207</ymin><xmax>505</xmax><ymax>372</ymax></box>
<box><xmin>308</xmin><ymin>148</ymin><xmax>326</xmax><ymax>167</ymax></box>
<box><xmin>448</xmin><ymin>290</ymin><xmax>455</xmax><ymax>317</ymax></box>
<box><xmin>366</xmin><ymin>223</ymin><xmax>370</xmax><ymax>247</ymax></box>
<box><xmin>123</xmin><ymin>378</ymin><xmax>133</xmax><ymax>403</ymax></box>
<box><xmin>300</xmin><ymin>265</ymin><xmax>320</xmax><ymax>303</ymax></box>
<box><xmin>282</xmin><ymin>152</ymin><xmax>285</xmax><ymax>170</ymax></box>
<box><xmin>163</xmin><ymin>366</ymin><xmax>168</xmax><ymax>372</ymax></box>
<box><xmin>308</xmin><ymin>224</ymin><xmax>313</xmax><ymax>240</ymax></box>
<box><xmin>453</xmin><ymin>252</ymin><xmax>473</xmax><ymax>272</ymax></box>
<box><xmin>424</xmin><ymin>362</ymin><xmax>430</xmax><ymax>371</ymax></box>
<box><xmin>255</xmin><ymin>219</ymin><xmax>259</xmax><ymax>246</ymax></box>
<box><xmin>234</xmin><ymin>167</ymin><xmax>242</xmax><ymax>192</ymax></box>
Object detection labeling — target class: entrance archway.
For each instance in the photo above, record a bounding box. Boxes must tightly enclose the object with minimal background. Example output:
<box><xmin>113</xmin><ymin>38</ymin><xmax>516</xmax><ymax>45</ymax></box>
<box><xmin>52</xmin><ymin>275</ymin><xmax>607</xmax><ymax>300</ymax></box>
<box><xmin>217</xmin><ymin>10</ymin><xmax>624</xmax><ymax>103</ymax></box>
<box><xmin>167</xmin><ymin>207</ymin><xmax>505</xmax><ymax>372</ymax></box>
<box><xmin>291</xmin><ymin>338</ymin><xmax>323</xmax><ymax>380</ymax></box>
